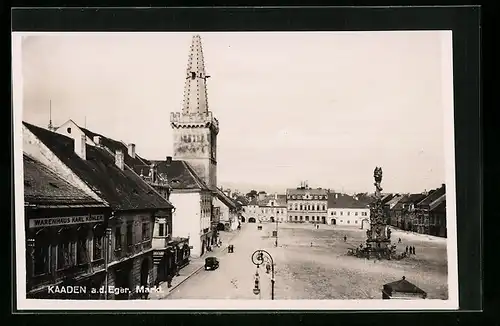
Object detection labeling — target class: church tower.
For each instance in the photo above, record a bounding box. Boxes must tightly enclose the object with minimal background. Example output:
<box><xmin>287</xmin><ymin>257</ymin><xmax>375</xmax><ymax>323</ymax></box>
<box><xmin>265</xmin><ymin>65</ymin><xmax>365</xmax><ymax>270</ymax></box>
<box><xmin>170</xmin><ymin>35</ymin><xmax>219</xmax><ymax>190</ymax></box>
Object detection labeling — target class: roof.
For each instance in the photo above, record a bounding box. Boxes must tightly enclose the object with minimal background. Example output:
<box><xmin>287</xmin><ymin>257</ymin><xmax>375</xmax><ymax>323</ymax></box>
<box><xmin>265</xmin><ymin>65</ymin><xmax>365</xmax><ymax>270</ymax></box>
<box><xmin>380</xmin><ymin>194</ymin><xmax>396</xmax><ymax>205</ymax></box>
<box><xmin>429</xmin><ymin>193</ymin><xmax>446</xmax><ymax>211</ymax></box>
<box><xmin>257</xmin><ymin>194</ymin><xmax>287</xmax><ymax>207</ymax></box>
<box><xmin>214</xmin><ymin>187</ymin><xmax>238</xmax><ymax>209</ymax></box>
<box><xmin>81</xmin><ymin>127</ymin><xmax>151</xmax><ymax>169</ymax></box>
<box><xmin>385</xmin><ymin>195</ymin><xmax>404</xmax><ymax>207</ymax></box>
<box><xmin>417</xmin><ymin>185</ymin><xmax>446</xmax><ymax>207</ymax></box>
<box><xmin>286</xmin><ymin>188</ymin><xmax>328</xmax><ymax>195</ymax></box>
<box><xmin>327</xmin><ymin>193</ymin><xmax>370</xmax><ymax>209</ymax></box>
<box><xmin>392</xmin><ymin>195</ymin><xmax>409</xmax><ymax>211</ymax></box>
<box><xmin>24</xmin><ymin>122</ymin><xmax>173</xmax><ymax>211</ymax></box>
<box><xmin>431</xmin><ymin>199</ymin><xmax>446</xmax><ymax>213</ymax></box>
<box><xmin>150</xmin><ymin>160</ymin><xmax>209</xmax><ymax>190</ymax></box>
<box><xmin>24</xmin><ymin>154</ymin><xmax>106</xmax><ymax>207</ymax></box>
<box><xmin>233</xmin><ymin>195</ymin><xmax>249</xmax><ymax>206</ymax></box>
<box><xmin>248</xmin><ymin>198</ymin><xmax>258</xmax><ymax>206</ymax></box>
<box><xmin>384</xmin><ymin>277</ymin><xmax>426</xmax><ymax>295</ymax></box>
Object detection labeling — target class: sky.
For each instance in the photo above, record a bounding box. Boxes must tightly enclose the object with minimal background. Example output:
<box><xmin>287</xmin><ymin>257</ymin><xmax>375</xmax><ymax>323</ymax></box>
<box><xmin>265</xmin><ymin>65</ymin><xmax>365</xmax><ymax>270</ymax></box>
<box><xmin>20</xmin><ymin>31</ymin><xmax>452</xmax><ymax>194</ymax></box>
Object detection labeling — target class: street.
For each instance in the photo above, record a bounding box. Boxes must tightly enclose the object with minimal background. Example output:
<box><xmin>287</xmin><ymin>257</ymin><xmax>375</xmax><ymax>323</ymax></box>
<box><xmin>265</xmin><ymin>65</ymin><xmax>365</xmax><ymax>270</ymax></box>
<box><xmin>166</xmin><ymin>222</ymin><xmax>449</xmax><ymax>300</ymax></box>
<box><xmin>167</xmin><ymin>223</ymin><xmax>275</xmax><ymax>299</ymax></box>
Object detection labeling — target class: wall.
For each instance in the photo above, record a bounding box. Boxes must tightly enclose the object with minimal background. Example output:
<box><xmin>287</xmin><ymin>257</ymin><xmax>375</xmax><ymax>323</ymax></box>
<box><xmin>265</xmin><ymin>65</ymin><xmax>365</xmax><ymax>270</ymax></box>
<box><xmin>326</xmin><ymin>208</ymin><xmax>370</xmax><ymax>227</ymax></box>
<box><xmin>172</xmin><ymin>128</ymin><xmax>217</xmax><ymax>190</ymax></box>
<box><xmin>169</xmin><ymin>191</ymin><xmax>203</xmax><ymax>257</ymax></box>
<box><xmin>257</xmin><ymin>206</ymin><xmax>287</xmax><ymax>222</ymax></box>
<box><xmin>23</xmin><ymin>125</ymin><xmax>104</xmax><ymax>203</ymax></box>
<box><xmin>286</xmin><ymin>199</ymin><xmax>328</xmax><ymax>223</ymax></box>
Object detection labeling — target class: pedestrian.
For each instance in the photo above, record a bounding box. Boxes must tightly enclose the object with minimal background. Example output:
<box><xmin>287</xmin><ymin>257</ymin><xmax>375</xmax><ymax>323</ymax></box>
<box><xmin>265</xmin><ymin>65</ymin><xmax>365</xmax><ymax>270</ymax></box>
<box><xmin>310</xmin><ymin>242</ymin><xmax>313</xmax><ymax>247</ymax></box>
<box><xmin>398</xmin><ymin>238</ymin><xmax>402</xmax><ymax>244</ymax></box>
<box><xmin>405</xmin><ymin>246</ymin><xmax>408</xmax><ymax>254</ymax></box>
<box><xmin>344</xmin><ymin>235</ymin><xmax>347</xmax><ymax>242</ymax></box>
<box><xmin>412</xmin><ymin>246</ymin><xmax>416</xmax><ymax>255</ymax></box>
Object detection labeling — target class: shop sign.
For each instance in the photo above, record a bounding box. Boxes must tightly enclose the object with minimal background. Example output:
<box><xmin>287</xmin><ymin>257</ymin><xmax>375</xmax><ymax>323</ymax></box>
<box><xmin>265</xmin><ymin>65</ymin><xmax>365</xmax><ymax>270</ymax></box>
<box><xmin>29</xmin><ymin>214</ymin><xmax>104</xmax><ymax>228</ymax></box>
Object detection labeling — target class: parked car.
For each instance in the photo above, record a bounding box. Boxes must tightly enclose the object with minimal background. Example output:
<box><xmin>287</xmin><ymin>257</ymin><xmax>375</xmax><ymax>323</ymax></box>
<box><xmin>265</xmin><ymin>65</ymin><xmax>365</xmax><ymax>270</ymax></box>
<box><xmin>205</xmin><ymin>257</ymin><xmax>219</xmax><ymax>270</ymax></box>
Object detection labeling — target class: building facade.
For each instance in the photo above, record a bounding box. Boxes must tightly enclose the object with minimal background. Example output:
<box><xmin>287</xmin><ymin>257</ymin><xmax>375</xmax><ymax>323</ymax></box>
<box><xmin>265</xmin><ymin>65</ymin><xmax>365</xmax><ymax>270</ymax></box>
<box><xmin>414</xmin><ymin>184</ymin><xmax>446</xmax><ymax>235</ymax></box>
<box><xmin>24</xmin><ymin>154</ymin><xmax>112</xmax><ymax>299</ymax></box>
<box><xmin>24</xmin><ymin>122</ymin><xmax>174</xmax><ymax>300</ymax></box>
<box><xmin>326</xmin><ymin>193</ymin><xmax>371</xmax><ymax>228</ymax></box>
<box><xmin>214</xmin><ymin>187</ymin><xmax>239</xmax><ymax>231</ymax></box>
<box><xmin>148</xmin><ymin>159</ymin><xmax>214</xmax><ymax>258</ymax></box>
<box><xmin>286</xmin><ymin>186</ymin><xmax>328</xmax><ymax>224</ymax></box>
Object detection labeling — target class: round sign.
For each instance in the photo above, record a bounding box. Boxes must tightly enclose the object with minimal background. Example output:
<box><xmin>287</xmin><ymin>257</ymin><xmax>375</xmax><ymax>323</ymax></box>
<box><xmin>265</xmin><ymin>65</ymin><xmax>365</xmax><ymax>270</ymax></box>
<box><xmin>253</xmin><ymin>288</ymin><xmax>260</xmax><ymax>295</ymax></box>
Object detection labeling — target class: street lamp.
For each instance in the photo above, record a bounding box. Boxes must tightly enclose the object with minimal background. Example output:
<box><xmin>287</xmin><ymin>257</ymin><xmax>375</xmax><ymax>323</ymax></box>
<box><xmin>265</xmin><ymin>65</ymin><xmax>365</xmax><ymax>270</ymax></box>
<box><xmin>104</xmin><ymin>227</ymin><xmax>112</xmax><ymax>300</ymax></box>
<box><xmin>251</xmin><ymin>249</ymin><xmax>275</xmax><ymax>300</ymax></box>
<box><xmin>275</xmin><ymin>218</ymin><xmax>278</xmax><ymax>247</ymax></box>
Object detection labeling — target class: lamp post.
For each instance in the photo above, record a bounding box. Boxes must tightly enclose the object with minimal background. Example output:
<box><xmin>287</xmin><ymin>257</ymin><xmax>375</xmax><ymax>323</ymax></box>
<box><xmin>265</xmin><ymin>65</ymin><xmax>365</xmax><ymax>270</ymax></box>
<box><xmin>251</xmin><ymin>249</ymin><xmax>275</xmax><ymax>300</ymax></box>
<box><xmin>275</xmin><ymin>218</ymin><xmax>278</xmax><ymax>247</ymax></box>
<box><xmin>104</xmin><ymin>227</ymin><xmax>112</xmax><ymax>300</ymax></box>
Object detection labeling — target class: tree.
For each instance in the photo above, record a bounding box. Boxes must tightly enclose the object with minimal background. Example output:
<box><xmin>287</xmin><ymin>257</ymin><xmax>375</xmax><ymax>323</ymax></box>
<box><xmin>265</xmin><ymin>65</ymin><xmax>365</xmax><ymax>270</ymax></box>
<box><xmin>246</xmin><ymin>190</ymin><xmax>258</xmax><ymax>199</ymax></box>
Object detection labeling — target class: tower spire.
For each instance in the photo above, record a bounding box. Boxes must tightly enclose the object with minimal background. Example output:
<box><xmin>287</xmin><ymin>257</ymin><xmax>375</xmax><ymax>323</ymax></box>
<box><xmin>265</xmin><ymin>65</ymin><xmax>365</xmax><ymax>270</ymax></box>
<box><xmin>182</xmin><ymin>34</ymin><xmax>210</xmax><ymax>116</ymax></box>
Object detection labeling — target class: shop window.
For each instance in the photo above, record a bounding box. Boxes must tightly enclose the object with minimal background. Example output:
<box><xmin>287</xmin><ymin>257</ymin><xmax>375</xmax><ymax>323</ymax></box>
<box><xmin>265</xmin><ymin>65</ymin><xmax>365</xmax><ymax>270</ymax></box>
<box><xmin>57</xmin><ymin>227</ymin><xmax>76</xmax><ymax>270</ymax></box>
<box><xmin>93</xmin><ymin>224</ymin><xmax>104</xmax><ymax>261</ymax></box>
<box><xmin>34</xmin><ymin>228</ymin><xmax>51</xmax><ymax>276</ymax></box>
<box><xmin>77</xmin><ymin>226</ymin><xmax>89</xmax><ymax>265</ymax></box>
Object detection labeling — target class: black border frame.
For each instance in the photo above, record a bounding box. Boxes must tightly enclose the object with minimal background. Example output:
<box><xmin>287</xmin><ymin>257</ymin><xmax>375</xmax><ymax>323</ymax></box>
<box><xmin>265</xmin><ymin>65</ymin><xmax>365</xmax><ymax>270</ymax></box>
<box><xmin>10</xmin><ymin>5</ymin><xmax>482</xmax><ymax>323</ymax></box>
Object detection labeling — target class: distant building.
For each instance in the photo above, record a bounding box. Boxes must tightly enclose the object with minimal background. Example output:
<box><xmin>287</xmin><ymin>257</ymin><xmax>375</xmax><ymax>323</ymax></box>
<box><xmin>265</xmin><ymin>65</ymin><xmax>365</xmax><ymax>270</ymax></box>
<box><xmin>249</xmin><ymin>193</ymin><xmax>287</xmax><ymax>223</ymax></box>
<box><xmin>326</xmin><ymin>193</ymin><xmax>371</xmax><ymax>229</ymax></box>
<box><xmin>24</xmin><ymin>154</ymin><xmax>111</xmax><ymax>299</ymax></box>
<box><xmin>415</xmin><ymin>184</ymin><xmax>446</xmax><ymax>235</ymax></box>
<box><xmin>24</xmin><ymin>122</ymin><xmax>174</xmax><ymax>299</ymax></box>
<box><xmin>214</xmin><ymin>187</ymin><xmax>240</xmax><ymax>231</ymax></box>
<box><xmin>286</xmin><ymin>184</ymin><xmax>328</xmax><ymax>224</ymax></box>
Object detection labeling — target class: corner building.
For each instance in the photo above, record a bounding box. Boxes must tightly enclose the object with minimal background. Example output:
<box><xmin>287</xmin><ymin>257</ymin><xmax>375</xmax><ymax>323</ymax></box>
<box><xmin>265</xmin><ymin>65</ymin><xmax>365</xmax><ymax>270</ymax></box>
<box><xmin>286</xmin><ymin>187</ymin><xmax>328</xmax><ymax>224</ymax></box>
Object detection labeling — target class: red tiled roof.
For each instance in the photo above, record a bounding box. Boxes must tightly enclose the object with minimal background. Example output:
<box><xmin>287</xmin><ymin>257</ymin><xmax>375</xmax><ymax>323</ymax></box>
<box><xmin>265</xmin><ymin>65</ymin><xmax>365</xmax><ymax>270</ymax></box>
<box><xmin>327</xmin><ymin>193</ymin><xmax>370</xmax><ymax>209</ymax></box>
<box><xmin>24</xmin><ymin>154</ymin><xmax>106</xmax><ymax>207</ymax></box>
<box><xmin>24</xmin><ymin>122</ymin><xmax>173</xmax><ymax>211</ymax></box>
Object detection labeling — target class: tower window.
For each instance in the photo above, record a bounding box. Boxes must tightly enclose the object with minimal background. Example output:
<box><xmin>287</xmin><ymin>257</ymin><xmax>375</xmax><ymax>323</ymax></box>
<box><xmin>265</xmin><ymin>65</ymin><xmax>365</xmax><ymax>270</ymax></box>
<box><xmin>67</xmin><ymin>127</ymin><xmax>71</xmax><ymax>134</ymax></box>
<box><xmin>191</xmin><ymin>72</ymin><xmax>196</xmax><ymax>79</ymax></box>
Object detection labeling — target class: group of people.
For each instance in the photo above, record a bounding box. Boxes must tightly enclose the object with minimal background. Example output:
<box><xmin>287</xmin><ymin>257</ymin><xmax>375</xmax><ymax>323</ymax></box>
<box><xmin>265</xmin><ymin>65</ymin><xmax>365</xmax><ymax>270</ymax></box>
<box><xmin>405</xmin><ymin>245</ymin><xmax>416</xmax><ymax>255</ymax></box>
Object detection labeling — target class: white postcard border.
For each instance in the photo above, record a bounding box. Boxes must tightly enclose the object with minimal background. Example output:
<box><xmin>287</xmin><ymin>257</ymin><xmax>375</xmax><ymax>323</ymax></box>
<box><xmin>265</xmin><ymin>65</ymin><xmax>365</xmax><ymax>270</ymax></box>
<box><xmin>12</xmin><ymin>31</ymin><xmax>459</xmax><ymax>311</ymax></box>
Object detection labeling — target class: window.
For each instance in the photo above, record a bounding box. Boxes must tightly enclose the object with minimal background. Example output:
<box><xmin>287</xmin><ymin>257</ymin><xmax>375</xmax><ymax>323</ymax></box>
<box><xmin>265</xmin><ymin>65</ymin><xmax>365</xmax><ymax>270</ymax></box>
<box><xmin>115</xmin><ymin>225</ymin><xmax>122</xmax><ymax>250</ymax></box>
<box><xmin>355</xmin><ymin>220</ymin><xmax>358</xmax><ymax>224</ymax></box>
<box><xmin>331</xmin><ymin>212</ymin><xmax>333</xmax><ymax>215</ymax></box>
<box><xmin>300</xmin><ymin>204</ymin><xmax>303</xmax><ymax>210</ymax></box>
<box><xmin>305</xmin><ymin>216</ymin><xmax>309</xmax><ymax>221</ymax></box>
<box><xmin>67</xmin><ymin>127</ymin><xmax>72</xmax><ymax>133</ymax></box>
<box><xmin>126</xmin><ymin>222</ymin><xmax>133</xmax><ymax>248</ymax></box>
<box><xmin>77</xmin><ymin>226</ymin><xmax>89</xmax><ymax>265</ymax></box>
<box><xmin>57</xmin><ymin>227</ymin><xmax>76</xmax><ymax>270</ymax></box>
<box><xmin>347</xmin><ymin>220</ymin><xmax>350</xmax><ymax>224</ymax></box>
<box><xmin>334</xmin><ymin>211</ymin><xmax>337</xmax><ymax>216</ymax></box>
<box><xmin>300</xmin><ymin>216</ymin><xmax>303</xmax><ymax>221</ymax></box>
<box><xmin>294</xmin><ymin>216</ymin><xmax>298</xmax><ymax>221</ymax></box>
<box><xmin>92</xmin><ymin>224</ymin><xmax>103</xmax><ymax>261</ymax></box>
<box><xmin>142</xmin><ymin>222</ymin><xmax>150</xmax><ymax>241</ymax></box>
<box><xmin>340</xmin><ymin>211</ymin><xmax>343</xmax><ymax>216</ymax></box>
<box><xmin>34</xmin><ymin>229</ymin><xmax>51</xmax><ymax>276</ymax></box>
<box><xmin>158</xmin><ymin>223</ymin><xmax>165</xmax><ymax>236</ymax></box>
<box><xmin>355</xmin><ymin>212</ymin><xmax>358</xmax><ymax>216</ymax></box>
<box><xmin>347</xmin><ymin>212</ymin><xmax>350</xmax><ymax>216</ymax></box>
<box><xmin>322</xmin><ymin>205</ymin><xmax>326</xmax><ymax>210</ymax></box>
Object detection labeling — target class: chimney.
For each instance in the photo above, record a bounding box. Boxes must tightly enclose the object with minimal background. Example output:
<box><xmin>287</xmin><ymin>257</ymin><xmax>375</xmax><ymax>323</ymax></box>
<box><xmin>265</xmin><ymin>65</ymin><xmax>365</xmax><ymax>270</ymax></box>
<box><xmin>93</xmin><ymin>135</ymin><xmax>101</xmax><ymax>146</ymax></box>
<box><xmin>274</xmin><ymin>193</ymin><xmax>278</xmax><ymax>200</ymax></box>
<box><xmin>128</xmin><ymin>143</ymin><xmax>136</xmax><ymax>158</ymax></box>
<box><xmin>115</xmin><ymin>149</ymin><xmax>124</xmax><ymax>170</ymax></box>
<box><xmin>74</xmin><ymin>134</ymin><xmax>86</xmax><ymax>160</ymax></box>
<box><xmin>166</xmin><ymin>156</ymin><xmax>172</xmax><ymax>165</ymax></box>
<box><xmin>149</xmin><ymin>163</ymin><xmax>157</xmax><ymax>182</ymax></box>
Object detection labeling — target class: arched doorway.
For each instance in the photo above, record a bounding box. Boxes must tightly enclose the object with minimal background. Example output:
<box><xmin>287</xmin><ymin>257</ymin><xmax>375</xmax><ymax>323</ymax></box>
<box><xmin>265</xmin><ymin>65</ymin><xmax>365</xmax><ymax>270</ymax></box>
<box><xmin>248</xmin><ymin>217</ymin><xmax>256</xmax><ymax>223</ymax></box>
<box><xmin>114</xmin><ymin>261</ymin><xmax>132</xmax><ymax>300</ymax></box>
<box><xmin>270</xmin><ymin>217</ymin><xmax>275</xmax><ymax>223</ymax></box>
<box><xmin>241</xmin><ymin>216</ymin><xmax>246</xmax><ymax>223</ymax></box>
<box><xmin>331</xmin><ymin>218</ymin><xmax>336</xmax><ymax>225</ymax></box>
<box><xmin>217</xmin><ymin>223</ymin><xmax>225</xmax><ymax>231</ymax></box>
<box><xmin>360</xmin><ymin>218</ymin><xmax>369</xmax><ymax>230</ymax></box>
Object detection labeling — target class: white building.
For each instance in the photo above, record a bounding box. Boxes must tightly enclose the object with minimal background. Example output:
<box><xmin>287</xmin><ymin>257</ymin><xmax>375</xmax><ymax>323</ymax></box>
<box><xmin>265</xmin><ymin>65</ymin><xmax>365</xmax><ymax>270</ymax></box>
<box><xmin>246</xmin><ymin>192</ymin><xmax>287</xmax><ymax>223</ymax></box>
<box><xmin>214</xmin><ymin>187</ymin><xmax>239</xmax><ymax>231</ymax></box>
<box><xmin>327</xmin><ymin>193</ymin><xmax>371</xmax><ymax>229</ymax></box>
